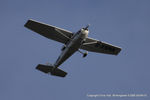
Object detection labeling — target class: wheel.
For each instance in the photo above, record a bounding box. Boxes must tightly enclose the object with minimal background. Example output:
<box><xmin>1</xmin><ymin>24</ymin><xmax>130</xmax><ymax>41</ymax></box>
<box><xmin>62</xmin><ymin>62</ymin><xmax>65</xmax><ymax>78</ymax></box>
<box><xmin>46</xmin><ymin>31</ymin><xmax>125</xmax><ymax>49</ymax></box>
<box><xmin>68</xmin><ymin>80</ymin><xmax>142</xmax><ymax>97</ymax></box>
<box><xmin>83</xmin><ymin>52</ymin><xmax>87</xmax><ymax>58</ymax></box>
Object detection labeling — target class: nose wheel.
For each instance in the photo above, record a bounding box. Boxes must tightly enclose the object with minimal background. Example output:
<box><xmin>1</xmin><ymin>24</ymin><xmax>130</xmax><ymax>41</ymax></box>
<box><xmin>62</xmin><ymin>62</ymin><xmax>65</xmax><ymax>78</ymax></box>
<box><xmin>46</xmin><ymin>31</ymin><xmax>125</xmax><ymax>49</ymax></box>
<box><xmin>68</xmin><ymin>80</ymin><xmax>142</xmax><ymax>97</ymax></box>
<box><xmin>78</xmin><ymin>49</ymin><xmax>88</xmax><ymax>58</ymax></box>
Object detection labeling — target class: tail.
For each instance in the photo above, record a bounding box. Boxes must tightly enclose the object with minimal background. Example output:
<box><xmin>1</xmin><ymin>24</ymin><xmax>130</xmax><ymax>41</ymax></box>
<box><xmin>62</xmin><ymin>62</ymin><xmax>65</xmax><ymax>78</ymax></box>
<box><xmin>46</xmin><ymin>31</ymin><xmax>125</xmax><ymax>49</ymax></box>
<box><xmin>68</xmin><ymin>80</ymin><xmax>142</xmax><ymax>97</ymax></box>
<box><xmin>36</xmin><ymin>64</ymin><xmax>67</xmax><ymax>77</ymax></box>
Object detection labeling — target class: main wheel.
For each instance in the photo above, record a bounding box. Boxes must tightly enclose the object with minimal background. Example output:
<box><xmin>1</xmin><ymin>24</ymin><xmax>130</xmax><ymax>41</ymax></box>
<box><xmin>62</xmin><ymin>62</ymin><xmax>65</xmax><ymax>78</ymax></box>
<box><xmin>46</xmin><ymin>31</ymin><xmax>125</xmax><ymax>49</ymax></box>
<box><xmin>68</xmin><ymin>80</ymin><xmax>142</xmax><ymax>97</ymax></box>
<box><xmin>83</xmin><ymin>52</ymin><xmax>88</xmax><ymax>58</ymax></box>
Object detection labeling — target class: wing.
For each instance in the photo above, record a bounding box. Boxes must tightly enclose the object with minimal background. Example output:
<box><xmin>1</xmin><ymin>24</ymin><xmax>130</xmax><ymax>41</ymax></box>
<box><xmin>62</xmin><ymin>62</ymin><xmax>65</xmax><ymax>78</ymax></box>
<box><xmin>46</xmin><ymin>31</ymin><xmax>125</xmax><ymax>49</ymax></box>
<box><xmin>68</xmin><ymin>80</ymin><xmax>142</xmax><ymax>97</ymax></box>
<box><xmin>80</xmin><ymin>37</ymin><xmax>121</xmax><ymax>55</ymax></box>
<box><xmin>24</xmin><ymin>19</ymin><xmax>73</xmax><ymax>44</ymax></box>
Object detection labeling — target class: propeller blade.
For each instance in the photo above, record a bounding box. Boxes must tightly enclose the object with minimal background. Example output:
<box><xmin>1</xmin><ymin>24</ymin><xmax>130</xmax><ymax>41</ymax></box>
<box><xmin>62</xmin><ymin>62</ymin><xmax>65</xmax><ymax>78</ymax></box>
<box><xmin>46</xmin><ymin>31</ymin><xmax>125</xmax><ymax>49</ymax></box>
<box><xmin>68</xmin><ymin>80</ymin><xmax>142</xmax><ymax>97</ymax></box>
<box><xmin>84</xmin><ymin>24</ymin><xmax>90</xmax><ymax>30</ymax></box>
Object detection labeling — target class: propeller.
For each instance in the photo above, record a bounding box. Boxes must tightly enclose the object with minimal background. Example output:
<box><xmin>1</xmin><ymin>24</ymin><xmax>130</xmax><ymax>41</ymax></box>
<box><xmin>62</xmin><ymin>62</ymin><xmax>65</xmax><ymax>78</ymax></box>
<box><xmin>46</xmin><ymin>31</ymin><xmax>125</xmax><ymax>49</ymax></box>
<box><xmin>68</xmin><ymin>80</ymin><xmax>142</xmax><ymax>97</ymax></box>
<box><xmin>84</xmin><ymin>24</ymin><xmax>90</xmax><ymax>30</ymax></box>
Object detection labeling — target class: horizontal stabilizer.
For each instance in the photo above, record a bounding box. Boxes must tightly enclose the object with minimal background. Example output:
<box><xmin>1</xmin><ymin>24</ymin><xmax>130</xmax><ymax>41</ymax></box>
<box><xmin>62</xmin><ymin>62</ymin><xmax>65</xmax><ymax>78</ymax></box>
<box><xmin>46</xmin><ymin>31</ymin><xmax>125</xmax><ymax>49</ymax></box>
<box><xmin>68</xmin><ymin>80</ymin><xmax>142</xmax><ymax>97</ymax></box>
<box><xmin>36</xmin><ymin>64</ymin><xmax>67</xmax><ymax>77</ymax></box>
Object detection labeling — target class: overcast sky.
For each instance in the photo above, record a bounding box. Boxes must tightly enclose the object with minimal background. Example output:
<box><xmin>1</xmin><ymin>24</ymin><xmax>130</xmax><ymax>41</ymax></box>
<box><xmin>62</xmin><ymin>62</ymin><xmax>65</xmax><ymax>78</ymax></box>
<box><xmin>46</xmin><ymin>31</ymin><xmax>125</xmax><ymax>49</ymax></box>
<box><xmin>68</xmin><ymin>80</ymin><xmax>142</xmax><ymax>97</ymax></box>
<box><xmin>0</xmin><ymin>0</ymin><xmax>150</xmax><ymax>100</ymax></box>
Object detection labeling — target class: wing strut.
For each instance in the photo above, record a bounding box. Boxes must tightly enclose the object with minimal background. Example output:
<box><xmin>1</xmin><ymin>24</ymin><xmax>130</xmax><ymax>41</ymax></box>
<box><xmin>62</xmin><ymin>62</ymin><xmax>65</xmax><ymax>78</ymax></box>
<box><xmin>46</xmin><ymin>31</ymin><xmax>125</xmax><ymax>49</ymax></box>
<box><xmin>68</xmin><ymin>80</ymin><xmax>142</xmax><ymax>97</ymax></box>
<box><xmin>55</xmin><ymin>28</ymin><xmax>71</xmax><ymax>40</ymax></box>
<box><xmin>82</xmin><ymin>41</ymin><xmax>97</xmax><ymax>45</ymax></box>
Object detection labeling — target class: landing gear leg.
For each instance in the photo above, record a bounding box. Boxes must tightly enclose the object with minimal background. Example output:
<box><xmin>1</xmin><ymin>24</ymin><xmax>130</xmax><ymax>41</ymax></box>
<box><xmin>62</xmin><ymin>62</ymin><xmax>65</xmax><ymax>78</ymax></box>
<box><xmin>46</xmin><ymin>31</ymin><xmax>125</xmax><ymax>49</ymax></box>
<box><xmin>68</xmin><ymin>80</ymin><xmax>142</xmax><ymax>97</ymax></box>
<box><xmin>78</xmin><ymin>50</ymin><xmax>88</xmax><ymax>58</ymax></box>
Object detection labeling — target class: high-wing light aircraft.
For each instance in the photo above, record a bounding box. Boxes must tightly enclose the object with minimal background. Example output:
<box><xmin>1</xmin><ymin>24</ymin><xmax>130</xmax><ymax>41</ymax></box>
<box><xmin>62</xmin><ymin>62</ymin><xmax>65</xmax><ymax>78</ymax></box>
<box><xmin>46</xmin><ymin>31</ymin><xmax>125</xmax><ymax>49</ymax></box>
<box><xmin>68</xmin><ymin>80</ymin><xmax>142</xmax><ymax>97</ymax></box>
<box><xmin>24</xmin><ymin>19</ymin><xmax>121</xmax><ymax>77</ymax></box>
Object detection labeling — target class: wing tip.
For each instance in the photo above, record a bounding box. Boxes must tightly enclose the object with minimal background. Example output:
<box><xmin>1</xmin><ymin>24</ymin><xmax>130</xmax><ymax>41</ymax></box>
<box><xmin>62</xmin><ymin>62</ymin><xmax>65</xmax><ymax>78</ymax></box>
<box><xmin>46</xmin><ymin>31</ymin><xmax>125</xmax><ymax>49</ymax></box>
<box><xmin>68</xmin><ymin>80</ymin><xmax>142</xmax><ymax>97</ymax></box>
<box><xmin>24</xmin><ymin>19</ymin><xmax>33</xmax><ymax>28</ymax></box>
<box><xmin>114</xmin><ymin>47</ymin><xmax>122</xmax><ymax>55</ymax></box>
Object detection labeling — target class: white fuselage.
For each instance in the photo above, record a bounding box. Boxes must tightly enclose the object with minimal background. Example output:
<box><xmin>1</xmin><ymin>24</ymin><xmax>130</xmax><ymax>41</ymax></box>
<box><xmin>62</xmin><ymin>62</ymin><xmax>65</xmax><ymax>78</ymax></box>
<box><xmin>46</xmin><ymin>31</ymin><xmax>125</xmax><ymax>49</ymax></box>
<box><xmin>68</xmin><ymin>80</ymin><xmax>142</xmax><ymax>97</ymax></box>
<box><xmin>54</xmin><ymin>29</ymin><xmax>89</xmax><ymax>67</ymax></box>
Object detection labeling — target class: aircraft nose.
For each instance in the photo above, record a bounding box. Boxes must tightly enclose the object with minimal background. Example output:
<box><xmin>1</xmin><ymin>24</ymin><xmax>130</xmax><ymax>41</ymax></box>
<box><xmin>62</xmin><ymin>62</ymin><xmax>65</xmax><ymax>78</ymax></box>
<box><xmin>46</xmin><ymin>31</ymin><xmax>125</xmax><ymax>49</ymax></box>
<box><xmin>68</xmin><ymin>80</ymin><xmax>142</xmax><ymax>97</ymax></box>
<box><xmin>81</xmin><ymin>29</ymin><xmax>89</xmax><ymax>35</ymax></box>
<box><xmin>83</xmin><ymin>30</ymin><xmax>89</xmax><ymax>35</ymax></box>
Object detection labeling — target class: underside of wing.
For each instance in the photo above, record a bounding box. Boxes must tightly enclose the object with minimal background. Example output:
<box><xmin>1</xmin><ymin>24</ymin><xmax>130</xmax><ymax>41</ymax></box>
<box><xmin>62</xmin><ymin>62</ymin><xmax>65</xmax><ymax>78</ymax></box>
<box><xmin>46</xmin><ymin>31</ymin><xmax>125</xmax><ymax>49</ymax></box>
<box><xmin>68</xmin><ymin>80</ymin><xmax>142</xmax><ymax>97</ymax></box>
<box><xmin>80</xmin><ymin>37</ymin><xmax>121</xmax><ymax>55</ymax></box>
<box><xmin>24</xmin><ymin>19</ymin><xmax>73</xmax><ymax>44</ymax></box>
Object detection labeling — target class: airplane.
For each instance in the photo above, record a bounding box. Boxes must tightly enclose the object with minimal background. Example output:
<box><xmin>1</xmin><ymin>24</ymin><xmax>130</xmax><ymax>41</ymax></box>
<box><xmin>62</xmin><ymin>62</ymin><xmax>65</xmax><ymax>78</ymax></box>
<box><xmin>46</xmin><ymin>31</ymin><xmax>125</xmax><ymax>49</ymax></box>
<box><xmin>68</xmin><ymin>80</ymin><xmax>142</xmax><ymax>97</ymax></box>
<box><xmin>24</xmin><ymin>19</ymin><xmax>121</xmax><ymax>77</ymax></box>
